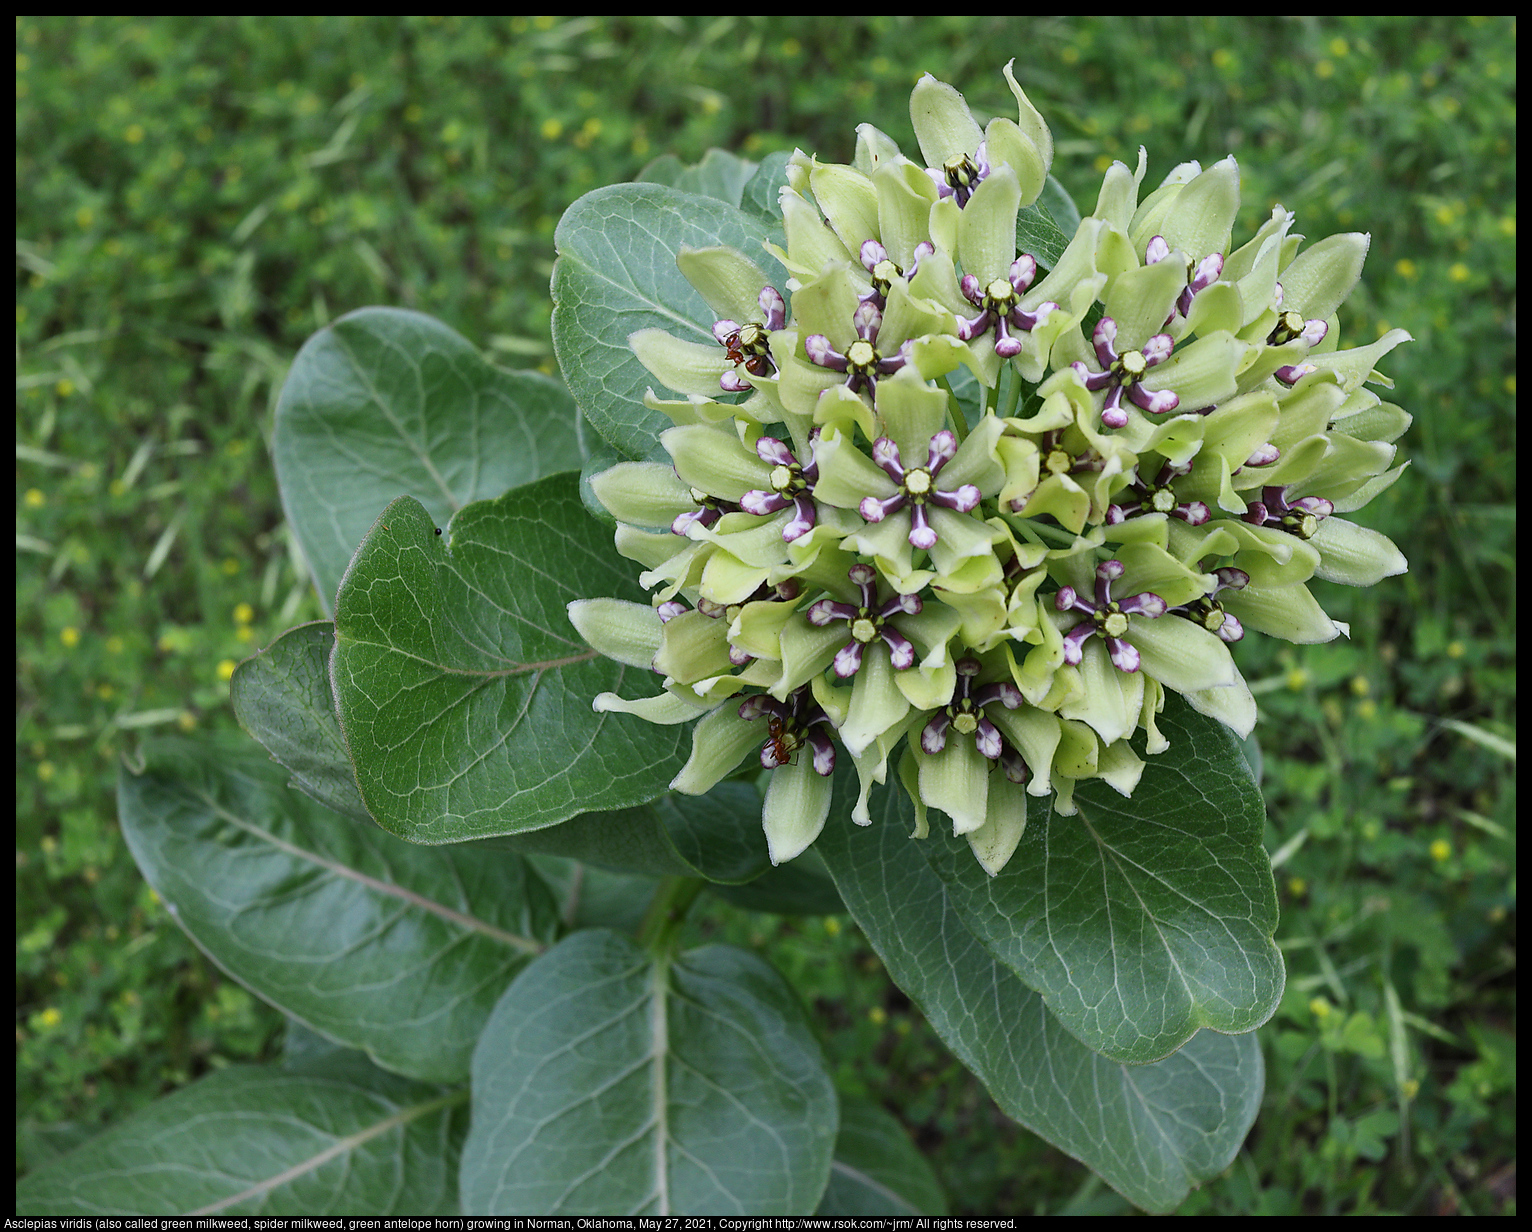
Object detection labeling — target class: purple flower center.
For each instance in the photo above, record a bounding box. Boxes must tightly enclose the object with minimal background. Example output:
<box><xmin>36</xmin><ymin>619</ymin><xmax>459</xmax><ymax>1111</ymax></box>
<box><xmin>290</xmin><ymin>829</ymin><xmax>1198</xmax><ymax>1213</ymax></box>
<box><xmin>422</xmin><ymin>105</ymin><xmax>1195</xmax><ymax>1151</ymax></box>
<box><xmin>1242</xmin><ymin>485</ymin><xmax>1334</xmax><ymax>540</ymax></box>
<box><xmin>1105</xmin><ymin>458</ymin><xmax>1210</xmax><ymax>526</ymax></box>
<box><xmin>807</xmin><ymin>563</ymin><xmax>923</xmax><ymax>678</ymax></box>
<box><xmin>738</xmin><ymin>686</ymin><xmax>835</xmax><ymax>775</ymax></box>
<box><xmin>957</xmin><ymin>255</ymin><xmax>1058</xmax><ymax>358</ymax></box>
<box><xmin>858</xmin><ymin>430</ymin><xmax>982</xmax><ymax>550</ymax></box>
<box><xmin>1070</xmin><ymin>317</ymin><xmax>1180</xmax><ymax>429</ymax></box>
<box><xmin>713</xmin><ymin>285</ymin><xmax>787</xmax><ymax>393</ymax></box>
<box><xmin>804</xmin><ymin>302</ymin><xmax>910</xmax><ymax>397</ymax></box>
<box><xmin>1169</xmin><ymin>567</ymin><xmax>1248</xmax><ymax>644</ymax></box>
<box><xmin>1055</xmin><ymin>559</ymin><xmax>1167</xmax><ymax>673</ymax></box>
<box><xmin>920</xmin><ymin>657</ymin><xmax>1026</xmax><ymax>778</ymax></box>
<box><xmin>740</xmin><ymin>433</ymin><xmax>822</xmax><ymax>542</ymax></box>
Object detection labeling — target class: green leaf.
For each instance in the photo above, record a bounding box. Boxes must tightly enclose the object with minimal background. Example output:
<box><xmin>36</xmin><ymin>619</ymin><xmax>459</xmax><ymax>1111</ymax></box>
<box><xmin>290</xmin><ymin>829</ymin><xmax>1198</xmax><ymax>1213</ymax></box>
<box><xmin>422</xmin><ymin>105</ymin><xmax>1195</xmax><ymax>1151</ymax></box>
<box><xmin>1035</xmin><ymin>172</ymin><xmax>1082</xmax><ymax>248</ymax></box>
<box><xmin>551</xmin><ymin>183</ymin><xmax>786</xmax><ymax>461</ymax></box>
<box><xmin>330</xmin><ymin>474</ymin><xmax>687</xmax><ymax>842</ymax></box>
<box><xmin>117</xmin><ymin>738</ymin><xmax>559</xmax><ymax>1083</ymax></box>
<box><xmin>815</xmin><ymin>1096</ymin><xmax>947</xmax><ymax>1216</ymax></box>
<box><xmin>708</xmin><ymin>847</ymin><xmax>848</xmax><ymax>916</ymax></box>
<box><xmin>273</xmin><ymin>306</ymin><xmax>583</xmax><ymax>614</ymax></box>
<box><xmin>523</xmin><ymin>855</ymin><xmax>656</xmax><ymax>934</ymax></box>
<box><xmin>637</xmin><ymin>147</ymin><xmax>760</xmax><ymax>208</ymax></box>
<box><xmin>486</xmin><ymin>780</ymin><xmax>772</xmax><ymax>884</ymax></box>
<box><xmin>740</xmin><ymin>150</ymin><xmax>794</xmax><ymax>229</ymax></box>
<box><xmin>15</xmin><ymin>1057</ymin><xmax>466</xmax><ymax>1216</ymax></box>
<box><xmin>815</xmin><ymin>772</ymin><xmax>1265</xmax><ymax>1214</ymax></box>
<box><xmin>921</xmin><ymin>695</ymin><xmax>1283</xmax><ymax>1064</ymax></box>
<box><xmin>460</xmin><ymin>930</ymin><xmax>837</xmax><ymax>1215</ymax></box>
<box><xmin>1017</xmin><ymin>193</ymin><xmax>1072</xmax><ymax>273</ymax></box>
<box><xmin>230</xmin><ymin>620</ymin><xmax>369</xmax><ymax>823</ymax></box>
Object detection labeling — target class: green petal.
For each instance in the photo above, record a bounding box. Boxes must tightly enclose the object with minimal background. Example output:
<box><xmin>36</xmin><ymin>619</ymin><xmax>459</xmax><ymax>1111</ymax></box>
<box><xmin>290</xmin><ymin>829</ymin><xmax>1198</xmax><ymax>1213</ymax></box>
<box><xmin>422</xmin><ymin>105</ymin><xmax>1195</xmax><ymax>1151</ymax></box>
<box><xmin>1058</xmin><ymin>639</ymin><xmax>1142</xmax><ymax>746</ymax></box>
<box><xmin>729</xmin><ymin>598</ymin><xmax>799</xmax><ymax>661</ymax></box>
<box><xmin>791</xmin><ymin>265</ymin><xmax>862</xmax><ymax>348</ymax></box>
<box><xmin>780</xmin><ymin>189</ymin><xmax>857</xmax><ymax>277</ymax></box>
<box><xmin>671</xmin><ymin>704</ymin><xmax>761</xmax><ymax>795</ymax></box>
<box><xmin>1308</xmin><ymin>517</ymin><xmax>1408</xmax><ymax>587</ymax></box>
<box><xmin>840</xmin><ymin>644</ymin><xmax>913</xmax><ymax>757</ymax></box>
<box><xmin>809</xmin><ymin>161</ymin><xmax>881</xmax><ymax>262</ymax></box>
<box><xmin>966</xmin><ymin>773</ymin><xmax>1028</xmax><ymax>876</ymax></box>
<box><xmin>873</xmin><ymin>366</ymin><xmax>950</xmax><ymax>464</ymax></box>
<box><xmin>893</xmin><ymin>656</ymin><xmax>956</xmax><ymax>712</ymax></box>
<box><xmin>909</xmin><ymin>73</ymin><xmax>983</xmax><ymax>171</ymax></box>
<box><xmin>916</xmin><ymin>736</ymin><xmax>990</xmax><ymax>836</ymax></box>
<box><xmin>855</xmin><ymin>122</ymin><xmax>905</xmax><ymax>176</ymax></box>
<box><xmin>630</xmin><ymin>328</ymin><xmax>726</xmax><ymax>397</ymax></box>
<box><xmin>958</xmin><ymin>164</ymin><xmax>1022</xmax><ymax>285</ymax></box>
<box><xmin>811</xmin><ymin>425</ymin><xmax>898</xmax><ymax>509</ymax></box>
<box><xmin>771</xmin><ymin>618</ymin><xmax>845</xmax><ymax>699</ymax></box>
<box><xmin>987</xmin><ymin>703</ymin><xmax>1063</xmax><ymax>799</ymax></box>
<box><xmin>660</xmin><ymin>424</ymin><xmax>769</xmax><ymax>502</ymax></box>
<box><xmin>593</xmin><ymin>689</ymin><xmax>712</xmax><ymax>724</ymax></box>
<box><xmin>1279</xmin><ymin>231</ymin><xmax>1369</xmax><ymax>322</ymax></box>
<box><xmin>699</xmin><ymin>549</ymin><xmax>770</xmax><ymax>606</ymax></box>
<box><xmin>879</xmin><ymin>279</ymin><xmax>956</xmax><ymax>355</ymax></box>
<box><xmin>677</xmin><ymin>245</ymin><xmax>777</xmax><ymax>324</ymax></box>
<box><xmin>1134</xmin><ymin>155</ymin><xmax>1240</xmax><ymax>260</ymax></box>
<box><xmin>1090</xmin><ymin>147</ymin><xmax>1147</xmax><ymax>233</ymax></box>
<box><xmin>1094</xmin><ymin>737</ymin><xmax>1147</xmax><ymax>796</ymax></box>
<box><xmin>848</xmin><ymin>712</ymin><xmax>919</xmax><ymax>825</ymax></box>
<box><xmin>1133</xmin><ymin>617</ymin><xmax>1239</xmax><ymax>694</ymax></box>
<box><xmin>1310</xmin><ymin>329</ymin><xmax>1413</xmax><ymax>393</ymax></box>
<box><xmin>566</xmin><ymin>598</ymin><xmax>662</xmax><ymax>669</ymax></box>
<box><xmin>1180</xmin><ymin>672</ymin><xmax>1258</xmax><ymax>740</ymax></box>
<box><xmin>1001</xmin><ymin>59</ymin><xmax>1054</xmax><ymax>183</ymax></box>
<box><xmin>1224</xmin><ymin>580</ymin><xmax>1344</xmax><ymax>644</ymax></box>
<box><xmin>1104</xmin><ymin>257</ymin><xmax>1186</xmax><ymax>350</ymax></box>
<box><xmin>589</xmin><ymin>461</ymin><xmax>693</xmax><ymax>529</ymax></box>
<box><xmin>688</xmin><ymin>511</ymin><xmax>794</xmax><ymax>568</ymax></box>
<box><xmin>653</xmin><ymin>609</ymin><xmax>733</xmax><ymax>684</ymax></box>
<box><xmin>1143</xmin><ymin>330</ymin><xmax>1243</xmax><ymax>412</ymax></box>
<box><xmin>940</xmin><ymin>411</ymin><xmax>1008</xmax><ymax>493</ymax></box>
<box><xmin>763</xmin><ymin>757</ymin><xmax>835</xmax><ymax>864</ymax></box>
<box><xmin>983</xmin><ymin>118</ymin><xmax>1047</xmax><ymax>209</ymax></box>
<box><xmin>873</xmin><ymin>157</ymin><xmax>940</xmax><ymax>268</ymax></box>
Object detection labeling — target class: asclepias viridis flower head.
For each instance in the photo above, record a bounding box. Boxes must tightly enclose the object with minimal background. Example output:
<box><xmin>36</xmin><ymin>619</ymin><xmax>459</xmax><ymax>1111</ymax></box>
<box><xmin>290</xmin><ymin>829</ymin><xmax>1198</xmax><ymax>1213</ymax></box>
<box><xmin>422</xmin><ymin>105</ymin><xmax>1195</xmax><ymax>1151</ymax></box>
<box><xmin>568</xmin><ymin>60</ymin><xmax>1410</xmax><ymax>878</ymax></box>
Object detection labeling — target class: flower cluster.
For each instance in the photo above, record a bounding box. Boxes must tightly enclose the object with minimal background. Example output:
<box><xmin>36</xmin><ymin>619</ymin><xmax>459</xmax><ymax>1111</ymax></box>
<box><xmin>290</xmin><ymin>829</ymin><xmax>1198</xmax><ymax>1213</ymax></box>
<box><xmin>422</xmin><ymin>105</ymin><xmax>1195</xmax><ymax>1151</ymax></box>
<box><xmin>570</xmin><ymin>63</ymin><xmax>1409</xmax><ymax>875</ymax></box>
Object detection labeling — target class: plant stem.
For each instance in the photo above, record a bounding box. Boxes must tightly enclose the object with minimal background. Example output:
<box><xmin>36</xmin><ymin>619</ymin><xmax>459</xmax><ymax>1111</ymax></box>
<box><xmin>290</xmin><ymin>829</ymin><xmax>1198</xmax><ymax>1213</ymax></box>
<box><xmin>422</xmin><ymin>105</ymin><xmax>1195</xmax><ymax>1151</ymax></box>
<box><xmin>936</xmin><ymin>374</ymin><xmax>969</xmax><ymax>444</ymax></box>
<box><xmin>999</xmin><ymin>361</ymin><xmax>1024</xmax><ymax>419</ymax></box>
<box><xmin>637</xmin><ymin>875</ymin><xmax>705</xmax><ymax>957</ymax></box>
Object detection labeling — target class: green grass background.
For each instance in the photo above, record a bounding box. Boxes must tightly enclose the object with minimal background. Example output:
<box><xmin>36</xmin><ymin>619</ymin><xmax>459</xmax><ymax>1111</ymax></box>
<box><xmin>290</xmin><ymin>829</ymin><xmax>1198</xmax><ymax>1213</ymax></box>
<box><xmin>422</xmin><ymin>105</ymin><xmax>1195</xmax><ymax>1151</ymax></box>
<box><xmin>16</xmin><ymin>15</ymin><xmax>1515</xmax><ymax>1215</ymax></box>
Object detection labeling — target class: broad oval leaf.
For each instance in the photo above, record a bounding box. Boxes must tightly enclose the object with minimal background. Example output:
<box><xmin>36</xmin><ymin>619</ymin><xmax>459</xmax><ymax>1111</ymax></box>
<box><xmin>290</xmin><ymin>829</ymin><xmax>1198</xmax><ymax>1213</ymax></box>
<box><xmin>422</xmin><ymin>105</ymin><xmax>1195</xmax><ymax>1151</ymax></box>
<box><xmin>815</xmin><ymin>771</ymin><xmax>1265</xmax><ymax>1214</ymax></box>
<box><xmin>231</xmin><ymin>620</ymin><xmax>370</xmax><ymax>823</ymax></box>
<box><xmin>486</xmin><ymin>779</ymin><xmax>770</xmax><ymax>883</ymax></box>
<box><xmin>118</xmin><ymin>738</ymin><xmax>559</xmax><ymax>1084</ymax></box>
<box><xmin>708</xmin><ymin>847</ymin><xmax>848</xmax><ymax>917</ymax></box>
<box><xmin>921</xmin><ymin>695</ymin><xmax>1283</xmax><ymax>1064</ymax></box>
<box><xmin>637</xmin><ymin>147</ymin><xmax>760</xmax><ymax>208</ymax></box>
<box><xmin>15</xmin><ymin>1056</ymin><xmax>466</xmax><ymax>1216</ymax></box>
<box><xmin>551</xmin><ymin>182</ymin><xmax>787</xmax><ymax>461</ymax></box>
<box><xmin>273</xmin><ymin>306</ymin><xmax>583</xmax><ymax>613</ymax></box>
<box><xmin>330</xmin><ymin>474</ymin><xmax>687</xmax><ymax>842</ymax></box>
<box><xmin>460</xmin><ymin>930</ymin><xmax>837</xmax><ymax>1215</ymax></box>
<box><xmin>494</xmin><ymin>779</ymin><xmax>848</xmax><ymax>914</ymax></box>
<box><xmin>815</xmin><ymin>1096</ymin><xmax>947</xmax><ymax>1217</ymax></box>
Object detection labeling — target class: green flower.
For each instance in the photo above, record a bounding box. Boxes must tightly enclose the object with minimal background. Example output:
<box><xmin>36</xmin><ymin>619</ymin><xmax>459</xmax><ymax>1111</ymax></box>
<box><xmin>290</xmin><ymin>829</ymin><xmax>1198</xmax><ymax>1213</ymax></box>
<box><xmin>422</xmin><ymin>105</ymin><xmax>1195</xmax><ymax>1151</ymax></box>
<box><xmin>569</xmin><ymin>63</ymin><xmax>1410</xmax><ymax>877</ymax></box>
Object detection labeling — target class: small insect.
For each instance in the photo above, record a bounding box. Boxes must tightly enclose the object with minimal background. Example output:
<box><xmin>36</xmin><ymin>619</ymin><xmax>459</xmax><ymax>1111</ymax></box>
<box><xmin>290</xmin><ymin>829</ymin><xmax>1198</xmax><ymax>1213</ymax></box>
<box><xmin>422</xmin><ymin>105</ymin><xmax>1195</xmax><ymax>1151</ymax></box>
<box><xmin>722</xmin><ymin>323</ymin><xmax>773</xmax><ymax>376</ymax></box>
<box><xmin>434</xmin><ymin>527</ymin><xmax>442</xmax><ymax>536</ymax></box>
<box><xmin>761</xmin><ymin>716</ymin><xmax>800</xmax><ymax>769</ymax></box>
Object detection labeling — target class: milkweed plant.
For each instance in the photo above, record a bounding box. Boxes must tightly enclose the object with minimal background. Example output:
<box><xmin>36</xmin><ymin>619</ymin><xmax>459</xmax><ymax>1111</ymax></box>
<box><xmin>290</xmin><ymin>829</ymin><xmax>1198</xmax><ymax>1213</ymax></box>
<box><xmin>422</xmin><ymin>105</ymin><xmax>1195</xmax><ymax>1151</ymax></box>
<box><xmin>25</xmin><ymin>64</ymin><xmax>1409</xmax><ymax>1218</ymax></box>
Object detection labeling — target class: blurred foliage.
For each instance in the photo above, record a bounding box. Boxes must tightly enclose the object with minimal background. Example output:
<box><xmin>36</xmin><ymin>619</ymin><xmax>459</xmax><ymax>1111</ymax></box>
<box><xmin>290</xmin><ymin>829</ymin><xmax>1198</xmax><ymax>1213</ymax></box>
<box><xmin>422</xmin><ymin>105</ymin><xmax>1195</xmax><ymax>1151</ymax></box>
<box><xmin>16</xmin><ymin>15</ymin><xmax>1514</xmax><ymax>1214</ymax></box>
